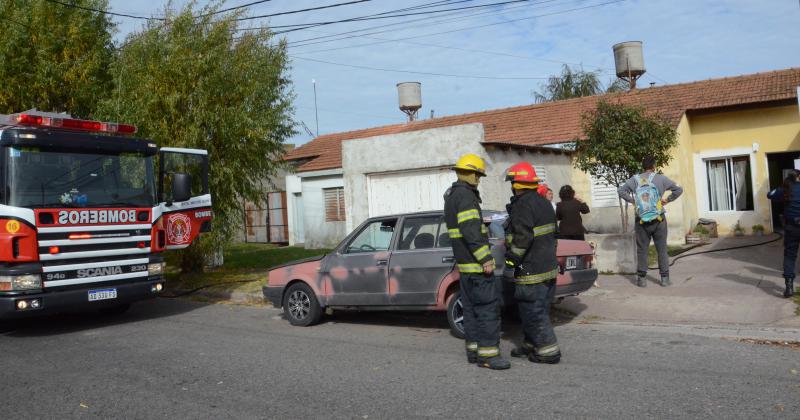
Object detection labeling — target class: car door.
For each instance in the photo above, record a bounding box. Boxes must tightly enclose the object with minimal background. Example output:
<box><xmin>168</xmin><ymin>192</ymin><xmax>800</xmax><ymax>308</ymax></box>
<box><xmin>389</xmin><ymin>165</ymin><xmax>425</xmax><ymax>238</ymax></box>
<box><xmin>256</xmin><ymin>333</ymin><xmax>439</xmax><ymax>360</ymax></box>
<box><xmin>325</xmin><ymin>218</ymin><xmax>397</xmax><ymax>306</ymax></box>
<box><xmin>157</xmin><ymin>148</ymin><xmax>212</xmax><ymax>250</ymax></box>
<box><xmin>388</xmin><ymin>215</ymin><xmax>454</xmax><ymax>305</ymax></box>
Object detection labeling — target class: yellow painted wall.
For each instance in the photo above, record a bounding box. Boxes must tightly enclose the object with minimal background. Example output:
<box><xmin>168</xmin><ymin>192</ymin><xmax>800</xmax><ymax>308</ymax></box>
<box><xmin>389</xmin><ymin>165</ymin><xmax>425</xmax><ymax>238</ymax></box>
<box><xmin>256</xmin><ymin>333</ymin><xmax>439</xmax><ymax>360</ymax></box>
<box><xmin>685</xmin><ymin>104</ymin><xmax>800</xmax><ymax>235</ymax></box>
<box><xmin>569</xmin><ymin>104</ymin><xmax>800</xmax><ymax>242</ymax></box>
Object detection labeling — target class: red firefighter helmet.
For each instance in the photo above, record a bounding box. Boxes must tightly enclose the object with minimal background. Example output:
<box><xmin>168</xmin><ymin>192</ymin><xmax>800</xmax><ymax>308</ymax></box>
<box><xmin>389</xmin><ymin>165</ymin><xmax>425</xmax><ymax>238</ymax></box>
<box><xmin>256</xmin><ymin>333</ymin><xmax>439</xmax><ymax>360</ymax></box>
<box><xmin>505</xmin><ymin>162</ymin><xmax>541</xmax><ymax>183</ymax></box>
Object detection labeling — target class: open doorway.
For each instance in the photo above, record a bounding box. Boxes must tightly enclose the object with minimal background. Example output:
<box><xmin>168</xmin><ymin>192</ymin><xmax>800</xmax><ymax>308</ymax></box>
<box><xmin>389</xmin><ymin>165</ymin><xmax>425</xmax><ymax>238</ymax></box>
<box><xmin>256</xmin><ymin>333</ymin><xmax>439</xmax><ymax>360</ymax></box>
<box><xmin>766</xmin><ymin>151</ymin><xmax>800</xmax><ymax>231</ymax></box>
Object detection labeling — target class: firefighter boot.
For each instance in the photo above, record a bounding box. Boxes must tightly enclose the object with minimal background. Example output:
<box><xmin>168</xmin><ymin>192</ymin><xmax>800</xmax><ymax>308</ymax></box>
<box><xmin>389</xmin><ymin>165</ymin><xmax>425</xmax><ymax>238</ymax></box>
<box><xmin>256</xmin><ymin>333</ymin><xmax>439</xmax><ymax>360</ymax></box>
<box><xmin>529</xmin><ymin>344</ymin><xmax>561</xmax><ymax>365</ymax></box>
<box><xmin>466</xmin><ymin>342</ymin><xmax>478</xmax><ymax>363</ymax></box>
<box><xmin>510</xmin><ymin>341</ymin><xmax>533</xmax><ymax>358</ymax></box>
<box><xmin>477</xmin><ymin>356</ymin><xmax>511</xmax><ymax>370</ymax></box>
<box><xmin>785</xmin><ymin>277</ymin><xmax>795</xmax><ymax>298</ymax></box>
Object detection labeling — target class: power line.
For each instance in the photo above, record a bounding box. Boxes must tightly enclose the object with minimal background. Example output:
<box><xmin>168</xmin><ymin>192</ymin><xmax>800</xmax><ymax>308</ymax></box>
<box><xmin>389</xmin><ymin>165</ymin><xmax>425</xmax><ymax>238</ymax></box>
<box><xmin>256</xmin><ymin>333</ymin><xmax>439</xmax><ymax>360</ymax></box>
<box><xmin>290</xmin><ymin>55</ymin><xmax>549</xmax><ymax>80</ymax></box>
<box><xmin>234</xmin><ymin>0</ymin><xmax>376</xmax><ymax>22</ymax></box>
<box><xmin>284</xmin><ymin>0</ymin><xmax>559</xmax><ymax>46</ymax></box>
<box><xmin>195</xmin><ymin>0</ymin><xmax>274</xmax><ymax>19</ymax></box>
<box><xmin>42</xmin><ymin>0</ymin><xmax>165</xmax><ymax>20</ymax></box>
<box><xmin>271</xmin><ymin>0</ymin><xmax>535</xmax><ymax>33</ymax></box>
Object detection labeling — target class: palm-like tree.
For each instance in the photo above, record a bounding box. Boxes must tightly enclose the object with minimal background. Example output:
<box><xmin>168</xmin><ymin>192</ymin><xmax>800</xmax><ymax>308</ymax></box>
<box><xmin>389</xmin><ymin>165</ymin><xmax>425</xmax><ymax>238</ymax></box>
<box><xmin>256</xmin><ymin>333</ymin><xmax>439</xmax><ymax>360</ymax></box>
<box><xmin>533</xmin><ymin>65</ymin><xmax>626</xmax><ymax>103</ymax></box>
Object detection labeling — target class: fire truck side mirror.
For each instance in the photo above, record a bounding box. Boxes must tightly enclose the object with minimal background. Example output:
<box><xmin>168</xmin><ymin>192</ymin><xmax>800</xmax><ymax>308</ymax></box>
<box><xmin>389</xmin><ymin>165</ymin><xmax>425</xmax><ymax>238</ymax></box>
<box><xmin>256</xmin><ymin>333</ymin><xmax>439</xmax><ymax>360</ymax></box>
<box><xmin>172</xmin><ymin>172</ymin><xmax>192</xmax><ymax>203</ymax></box>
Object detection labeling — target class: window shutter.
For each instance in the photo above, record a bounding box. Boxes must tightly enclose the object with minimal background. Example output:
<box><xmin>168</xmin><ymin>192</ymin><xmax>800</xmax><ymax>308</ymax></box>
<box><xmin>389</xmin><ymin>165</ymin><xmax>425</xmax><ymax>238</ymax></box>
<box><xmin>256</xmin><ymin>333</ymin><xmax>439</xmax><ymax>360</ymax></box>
<box><xmin>533</xmin><ymin>165</ymin><xmax>547</xmax><ymax>183</ymax></box>
<box><xmin>324</xmin><ymin>187</ymin><xmax>345</xmax><ymax>222</ymax></box>
<box><xmin>590</xmin><ymin>176</ymin><xmax>619</xmax><ymax>208</ymax></box>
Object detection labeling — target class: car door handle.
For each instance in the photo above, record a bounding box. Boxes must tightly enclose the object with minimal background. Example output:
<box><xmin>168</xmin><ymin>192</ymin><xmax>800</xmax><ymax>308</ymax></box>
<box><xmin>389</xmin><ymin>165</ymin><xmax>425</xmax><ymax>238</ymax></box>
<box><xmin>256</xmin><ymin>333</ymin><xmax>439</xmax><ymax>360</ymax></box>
<box><xmin>376</xmin><ymin>259</ymin><xmax>388</xmax><ymax>266</ymax></box>
<box><xmin>442</xmin><ymin>256</ymin><xmax>455</xmax><ymax>263</ymax></box>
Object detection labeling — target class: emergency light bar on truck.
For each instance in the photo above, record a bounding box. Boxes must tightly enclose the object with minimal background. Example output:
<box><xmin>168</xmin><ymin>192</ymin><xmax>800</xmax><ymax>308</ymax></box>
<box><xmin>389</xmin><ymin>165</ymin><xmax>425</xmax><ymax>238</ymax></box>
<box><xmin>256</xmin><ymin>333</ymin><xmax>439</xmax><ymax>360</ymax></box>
<box><xmin>4</xmin><ymin>111</ymin><xmax>137</xmax><ymax>135</ymax></box>
<box><xmin>0</xmin><ymin>109</ymin><xmax>212</xmax><ymax>319</ymax></box>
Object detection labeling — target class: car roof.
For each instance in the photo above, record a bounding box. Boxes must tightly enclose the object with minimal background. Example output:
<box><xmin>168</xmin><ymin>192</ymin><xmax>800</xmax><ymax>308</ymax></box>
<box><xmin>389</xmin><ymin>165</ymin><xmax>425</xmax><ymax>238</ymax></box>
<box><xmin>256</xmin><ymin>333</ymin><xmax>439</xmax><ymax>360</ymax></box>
<box><xmin>365</xmin><ymin>209</ymin><xmax>505</xmax><ymax>221</ymax></box>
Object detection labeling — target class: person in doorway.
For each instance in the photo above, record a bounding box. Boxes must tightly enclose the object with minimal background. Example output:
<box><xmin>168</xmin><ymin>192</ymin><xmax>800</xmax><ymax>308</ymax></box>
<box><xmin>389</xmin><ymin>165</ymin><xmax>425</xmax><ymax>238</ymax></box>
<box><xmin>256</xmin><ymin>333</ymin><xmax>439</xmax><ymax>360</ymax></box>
<box><xmin>618</xmin><ymin>157</ymin><xmax>683</xmax><ymax>287</ymax></box>
<box><xmin>767</xmin><ymin>171</ymin><xmax>800</xmax><ymax>297</ymax></box>
<box><xmin>556</xmin><ymin>185</ymin><xmax>590</xmax><ymax>241</ymax></box>
<box><xmin>503</xmin><ymin>162</ymin><xmax>562</xmax><ymax>364</ymax></box>
<box><xmin>443</xmin><ymin>153</ymin><xmax>510</xmax><ymax>370</ymax></box>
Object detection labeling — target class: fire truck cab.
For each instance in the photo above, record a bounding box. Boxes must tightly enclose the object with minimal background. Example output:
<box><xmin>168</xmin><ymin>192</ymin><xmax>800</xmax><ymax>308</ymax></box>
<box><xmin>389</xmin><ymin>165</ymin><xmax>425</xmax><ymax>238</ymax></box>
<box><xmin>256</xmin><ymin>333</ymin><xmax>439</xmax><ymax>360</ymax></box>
<box><xmin>0</xmin><ymin>110</ymin><xmax>212</xmax><ymax>318</ymax></box>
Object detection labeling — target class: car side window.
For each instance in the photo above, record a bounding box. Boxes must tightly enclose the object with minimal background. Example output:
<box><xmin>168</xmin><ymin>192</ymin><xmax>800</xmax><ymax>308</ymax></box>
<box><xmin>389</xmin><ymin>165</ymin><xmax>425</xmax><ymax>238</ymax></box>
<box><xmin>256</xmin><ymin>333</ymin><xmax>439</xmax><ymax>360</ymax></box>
<box><xmin>346</xmin><ymin>219</ymin><xmax>396</xmax><ymax>253</ymax></box>
<box><xmin>398</xmin><ymin>216</ymin><xmax>441</xmax><ymax>250</ymax></box>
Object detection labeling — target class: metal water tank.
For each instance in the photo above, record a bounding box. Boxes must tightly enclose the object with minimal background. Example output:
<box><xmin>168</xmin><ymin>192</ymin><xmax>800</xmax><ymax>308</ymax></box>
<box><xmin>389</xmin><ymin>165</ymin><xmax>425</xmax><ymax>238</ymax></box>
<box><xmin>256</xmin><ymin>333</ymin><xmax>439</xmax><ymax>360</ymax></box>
<box><xmin>397</xmin><ymin>82</ymin><xmax>422</xmax><ymax>112</ymax></box>
<box><xmin>613</xmin><ymin>41</ymin><xmax>646</xmax><ymax>78</ymax></box>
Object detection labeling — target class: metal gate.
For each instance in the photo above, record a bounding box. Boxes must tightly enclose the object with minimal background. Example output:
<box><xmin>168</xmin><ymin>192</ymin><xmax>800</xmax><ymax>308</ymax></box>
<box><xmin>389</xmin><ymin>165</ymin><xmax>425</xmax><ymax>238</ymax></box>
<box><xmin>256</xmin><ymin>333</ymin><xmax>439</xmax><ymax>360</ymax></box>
<box><xmin>244</xmin><ymin>191</ymin><xmax>288</xmax><ymax>243</ymax></box>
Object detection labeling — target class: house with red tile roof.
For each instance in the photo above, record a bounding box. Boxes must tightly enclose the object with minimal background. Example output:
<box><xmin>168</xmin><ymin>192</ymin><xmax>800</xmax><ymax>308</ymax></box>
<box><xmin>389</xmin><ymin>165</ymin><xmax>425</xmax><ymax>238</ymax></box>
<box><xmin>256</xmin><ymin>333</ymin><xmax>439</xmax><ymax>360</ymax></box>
<box><xmin>283</xmin><ymin>68</ymin><xmax>800</xmax><ymax>250</ymax></box>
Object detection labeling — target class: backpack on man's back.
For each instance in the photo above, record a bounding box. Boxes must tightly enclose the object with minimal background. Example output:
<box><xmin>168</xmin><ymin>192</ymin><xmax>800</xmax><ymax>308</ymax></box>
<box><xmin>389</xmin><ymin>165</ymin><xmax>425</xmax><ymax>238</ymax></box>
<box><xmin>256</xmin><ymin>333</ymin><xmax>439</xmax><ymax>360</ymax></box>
<box><xmin>635</xmin><ymin>173</ymin><xmax>663</xmax><ymax>223</ymax></box>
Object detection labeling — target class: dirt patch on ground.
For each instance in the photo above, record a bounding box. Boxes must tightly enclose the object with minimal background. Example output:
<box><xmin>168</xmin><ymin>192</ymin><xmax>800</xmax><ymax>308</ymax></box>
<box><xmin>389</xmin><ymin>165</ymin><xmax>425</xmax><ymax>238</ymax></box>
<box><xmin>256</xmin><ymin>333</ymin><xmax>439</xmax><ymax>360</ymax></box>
<box><xmin>736</xmin><ymin>338</ymin><xmax>800</xmax><ymax>350</ymax></box>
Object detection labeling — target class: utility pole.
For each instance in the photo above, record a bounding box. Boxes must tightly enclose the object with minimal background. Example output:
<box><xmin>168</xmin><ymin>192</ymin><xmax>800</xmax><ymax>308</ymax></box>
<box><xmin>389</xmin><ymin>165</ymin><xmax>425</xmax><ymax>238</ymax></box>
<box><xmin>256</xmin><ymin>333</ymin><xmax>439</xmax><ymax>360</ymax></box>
<box><xmin>312</xmin><ymin>79</ymin><xmax>319</xmax><ymax>137</ymax></box>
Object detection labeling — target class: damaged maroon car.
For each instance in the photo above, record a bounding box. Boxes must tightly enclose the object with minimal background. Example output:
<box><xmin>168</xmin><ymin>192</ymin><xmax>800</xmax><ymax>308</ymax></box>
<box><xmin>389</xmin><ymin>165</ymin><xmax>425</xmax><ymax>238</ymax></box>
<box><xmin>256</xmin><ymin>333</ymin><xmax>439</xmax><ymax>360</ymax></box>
<box><xmin>263</xmin><ymin>210</ymin><xmax>597</xmax><ymax>338</ymax></box>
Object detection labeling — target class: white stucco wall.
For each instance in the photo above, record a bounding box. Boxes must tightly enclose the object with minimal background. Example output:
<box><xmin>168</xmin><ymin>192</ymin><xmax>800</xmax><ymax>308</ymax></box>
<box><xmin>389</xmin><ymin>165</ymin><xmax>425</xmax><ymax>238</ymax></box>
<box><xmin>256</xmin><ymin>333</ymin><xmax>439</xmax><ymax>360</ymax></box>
<box><xmin>343</xmin><ymin>124</ymin><xmax>487</xmax><ymax>231</ymax></box>
<box><xmin>286</xmin><ymin>169</ymin><xmax>347</xmax><ymax>249</ymax></box>
<box><xmin>482</xmin><ymin>147</ymin><xmax>573</xmax><ymax>211</ymax></box>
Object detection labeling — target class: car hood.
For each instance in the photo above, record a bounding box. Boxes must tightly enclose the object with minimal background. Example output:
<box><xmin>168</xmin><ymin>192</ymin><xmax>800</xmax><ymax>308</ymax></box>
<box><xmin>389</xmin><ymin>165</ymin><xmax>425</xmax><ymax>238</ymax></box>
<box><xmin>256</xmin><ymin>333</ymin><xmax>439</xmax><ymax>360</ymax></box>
<box><xmin>269</xmin><ymin>254</ymin><xmax>326</xmax><ymax>271</ymax></box>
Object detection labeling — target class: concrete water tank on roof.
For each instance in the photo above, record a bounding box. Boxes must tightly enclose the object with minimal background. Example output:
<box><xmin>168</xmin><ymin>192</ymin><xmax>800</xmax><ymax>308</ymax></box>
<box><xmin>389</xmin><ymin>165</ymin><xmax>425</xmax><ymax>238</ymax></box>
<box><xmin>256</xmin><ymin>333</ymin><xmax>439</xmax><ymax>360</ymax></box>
<box><xmin>613</xmin><ymin>41</ymin><xmax>646</xmax><ymax>78</ymax></box>
<box><xmin>397</xmin><ymin>82</ymin><xmax>422</xmax><ymax>111</ymax></box>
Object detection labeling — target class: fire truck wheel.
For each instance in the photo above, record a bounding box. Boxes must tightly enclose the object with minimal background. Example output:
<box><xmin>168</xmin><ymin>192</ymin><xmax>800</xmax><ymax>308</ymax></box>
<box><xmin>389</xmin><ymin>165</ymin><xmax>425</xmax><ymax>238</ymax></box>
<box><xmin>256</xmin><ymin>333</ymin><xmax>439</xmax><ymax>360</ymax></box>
<box><xmin>283</xmin><ymin>283</ymin><xmax>322</xmax><ymax>327</ymax></box>
<box><xmin>99</xmin><ymin>303</ymin><xmax>131</xmax><ymax>316</ymax></box>
<box><xmin>446</xmin><ymin>291</ymin><xmax>465</xmax><ymax>339</ymax></box>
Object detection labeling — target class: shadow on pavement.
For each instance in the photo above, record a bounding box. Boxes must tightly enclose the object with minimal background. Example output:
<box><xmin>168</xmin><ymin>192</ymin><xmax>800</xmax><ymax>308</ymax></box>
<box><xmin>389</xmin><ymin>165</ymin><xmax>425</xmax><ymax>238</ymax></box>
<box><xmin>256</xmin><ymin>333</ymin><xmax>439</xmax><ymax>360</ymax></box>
<box><xmin>717</xmin><ymin>273</ymin><xmax>786</xmax><ymax>298</ymax></box>
<box><xmin>0</xmin><ymin>297</ymin><xmax>207</xmax><ymax>337</ymax></box>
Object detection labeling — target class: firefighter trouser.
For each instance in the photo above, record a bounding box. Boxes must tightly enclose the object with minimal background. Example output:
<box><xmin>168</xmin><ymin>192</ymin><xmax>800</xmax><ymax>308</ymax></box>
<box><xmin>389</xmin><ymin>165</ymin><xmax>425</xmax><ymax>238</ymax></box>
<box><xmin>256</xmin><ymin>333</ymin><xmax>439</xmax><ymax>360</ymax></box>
<box><xmin>515</xmin><ymin>278</ymin><xmax>559</xmax><ymax>356</ymax></box>
<box><xmin>459</xmin><ymin>272</ymin><xmax>501</xmax><ymax>358</ymax></box>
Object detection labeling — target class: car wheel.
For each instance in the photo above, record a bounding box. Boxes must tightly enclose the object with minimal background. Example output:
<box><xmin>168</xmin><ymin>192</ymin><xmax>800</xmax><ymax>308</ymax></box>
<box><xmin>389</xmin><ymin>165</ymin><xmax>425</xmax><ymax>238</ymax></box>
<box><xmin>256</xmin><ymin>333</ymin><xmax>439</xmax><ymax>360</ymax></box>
<box><xmin>98</xmin><ymin>303</ymin><xmax>131</xmax><ymax>316</ymax></box>
<box><xmin>446</xmin><ymin>291</ymin><xmax>465</xmax><ymax>339</ymax></box>
<box><xmin>283</xmin><ymin>283</ymin><xmax>322</xmax><ymax>327</ymax></box>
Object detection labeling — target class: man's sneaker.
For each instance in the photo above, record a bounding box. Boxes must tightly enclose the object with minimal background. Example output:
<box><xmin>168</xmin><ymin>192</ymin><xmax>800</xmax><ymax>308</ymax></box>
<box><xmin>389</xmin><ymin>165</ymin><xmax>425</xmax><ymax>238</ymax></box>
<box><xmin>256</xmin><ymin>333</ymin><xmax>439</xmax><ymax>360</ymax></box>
<box><xmin>477</xmin><ymin>356</ymin><xmax>511</xmax><ymax>370</ymax></box>
<box><xmin>660</xmin><ymin>276</ymin><xmax>671</xmax><ymax>287</ymax></box>
<box><xmin>636</xmin><ymin>275</ymin><xmax>647</xmax><ymax>287</ymax></box>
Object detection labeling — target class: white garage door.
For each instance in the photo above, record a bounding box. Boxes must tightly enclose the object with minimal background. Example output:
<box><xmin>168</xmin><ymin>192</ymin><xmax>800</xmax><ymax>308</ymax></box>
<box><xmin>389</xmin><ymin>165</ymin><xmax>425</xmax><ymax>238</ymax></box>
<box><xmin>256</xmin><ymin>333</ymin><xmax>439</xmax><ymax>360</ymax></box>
<box><xmin>368</xmin><ymin>167</ymin><xmax>455</xmax><ymax>217</ymax></box>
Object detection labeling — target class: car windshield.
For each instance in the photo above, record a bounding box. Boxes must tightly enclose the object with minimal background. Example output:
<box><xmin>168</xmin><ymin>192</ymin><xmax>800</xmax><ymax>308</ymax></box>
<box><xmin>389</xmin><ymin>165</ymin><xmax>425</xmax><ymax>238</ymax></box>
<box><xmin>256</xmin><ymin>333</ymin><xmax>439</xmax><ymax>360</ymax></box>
<box><xmin>5</xmin><ymin>146</ymin><xmax>156</xmax><ymax>208</ymax></box>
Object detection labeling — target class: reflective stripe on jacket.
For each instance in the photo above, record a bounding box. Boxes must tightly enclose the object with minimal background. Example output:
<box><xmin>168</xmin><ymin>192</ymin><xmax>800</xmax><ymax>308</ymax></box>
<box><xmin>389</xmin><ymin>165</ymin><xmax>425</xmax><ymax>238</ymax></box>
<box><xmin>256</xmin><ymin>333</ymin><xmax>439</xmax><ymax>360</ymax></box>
<box><xmin>444</xmin><ymin>181</ymin><xmax>493</xmax><ymax>272</ymax></box>
<box><xmin>505</xmin><ymin>189</ymin><xmax>558</xmax><ymax>284</ymax></box>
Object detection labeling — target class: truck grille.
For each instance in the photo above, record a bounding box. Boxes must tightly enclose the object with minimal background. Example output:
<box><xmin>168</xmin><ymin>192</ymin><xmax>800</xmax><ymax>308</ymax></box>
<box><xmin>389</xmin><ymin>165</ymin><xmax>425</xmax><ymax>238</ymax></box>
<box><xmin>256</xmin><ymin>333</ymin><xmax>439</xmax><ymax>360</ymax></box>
<box><xmin>37</xmin><ymin>224</ymin><xmax>152</xmax><ymax>289</ymax></box>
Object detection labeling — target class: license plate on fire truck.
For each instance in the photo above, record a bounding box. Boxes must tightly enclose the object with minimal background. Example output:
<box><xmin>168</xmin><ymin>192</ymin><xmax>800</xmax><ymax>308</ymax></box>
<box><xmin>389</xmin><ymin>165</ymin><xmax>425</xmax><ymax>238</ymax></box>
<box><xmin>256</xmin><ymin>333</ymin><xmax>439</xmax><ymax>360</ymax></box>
<box><xmin>88</xmin><ymin>288</ymin><xmax>117</xmax><ymax>302</ymax></box>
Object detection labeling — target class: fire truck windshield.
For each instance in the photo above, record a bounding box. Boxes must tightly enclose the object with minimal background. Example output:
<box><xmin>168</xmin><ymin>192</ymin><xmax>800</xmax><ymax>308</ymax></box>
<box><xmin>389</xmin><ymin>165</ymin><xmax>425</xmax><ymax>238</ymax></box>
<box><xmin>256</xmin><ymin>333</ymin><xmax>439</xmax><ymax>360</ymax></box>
<box><xmin>6</xmin><ymin>147</ymin><xmax>156</xmax><ymax>209</ymax></box>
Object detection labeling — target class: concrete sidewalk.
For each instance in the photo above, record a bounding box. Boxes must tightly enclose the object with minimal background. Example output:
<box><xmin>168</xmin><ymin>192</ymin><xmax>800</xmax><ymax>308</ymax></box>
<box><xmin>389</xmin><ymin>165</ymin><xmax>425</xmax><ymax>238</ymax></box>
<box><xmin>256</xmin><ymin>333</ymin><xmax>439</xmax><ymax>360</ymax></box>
<box><xmin>556</xmin><ymin>233</ymin><xmax>800</xmax><ymax>330</ymax></box>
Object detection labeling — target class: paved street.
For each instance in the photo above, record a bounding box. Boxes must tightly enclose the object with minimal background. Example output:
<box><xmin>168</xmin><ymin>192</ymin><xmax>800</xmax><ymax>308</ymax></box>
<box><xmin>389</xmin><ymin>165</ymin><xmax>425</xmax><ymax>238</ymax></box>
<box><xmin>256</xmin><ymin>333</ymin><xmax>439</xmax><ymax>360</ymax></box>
<box><xmin>1</xmin><ymin>299</ymin><xmax>798</xmax><ymax>419</ymax></box>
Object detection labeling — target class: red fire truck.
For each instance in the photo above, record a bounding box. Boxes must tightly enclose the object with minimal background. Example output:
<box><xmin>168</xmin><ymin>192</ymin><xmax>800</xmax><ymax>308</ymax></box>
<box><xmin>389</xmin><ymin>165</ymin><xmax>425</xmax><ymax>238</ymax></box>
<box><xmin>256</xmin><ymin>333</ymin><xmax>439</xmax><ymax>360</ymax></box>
<box><xmin>0</xmin><ymin>110</ymin><xmax>212</xmax><ymax>318</ymax></box>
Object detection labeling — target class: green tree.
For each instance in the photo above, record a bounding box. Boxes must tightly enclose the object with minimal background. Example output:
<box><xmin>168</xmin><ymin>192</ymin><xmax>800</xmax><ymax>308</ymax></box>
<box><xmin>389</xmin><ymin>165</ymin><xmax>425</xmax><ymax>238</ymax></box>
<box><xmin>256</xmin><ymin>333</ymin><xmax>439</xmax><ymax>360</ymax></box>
<box><xmin>533</xmin><ymin>64</ymin><xmax>626</xmax><ymax>103</ymax></box>
<box><xmin>96</xmin><ymin>3</ymin><xmax>295</xmax><ymax>272</ymax></box>
<box><xmin>573</xmin><ymin>100</ymin><xmax>678</xmax><ymax>232</ymax></box>
<box><xmin>0</xmin><ymin>0</ymin><xmax>114</xmax><ymax>117</ymax></box>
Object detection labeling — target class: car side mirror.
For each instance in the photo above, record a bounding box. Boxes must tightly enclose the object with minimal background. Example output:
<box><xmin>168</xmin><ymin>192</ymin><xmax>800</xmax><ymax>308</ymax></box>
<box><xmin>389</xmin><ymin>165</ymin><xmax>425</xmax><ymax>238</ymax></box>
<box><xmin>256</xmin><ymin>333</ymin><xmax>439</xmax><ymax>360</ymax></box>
<box><xmin>171</xmin><ymin>172</ymin><xmax>192</xmax><ymax>203</ymax></box>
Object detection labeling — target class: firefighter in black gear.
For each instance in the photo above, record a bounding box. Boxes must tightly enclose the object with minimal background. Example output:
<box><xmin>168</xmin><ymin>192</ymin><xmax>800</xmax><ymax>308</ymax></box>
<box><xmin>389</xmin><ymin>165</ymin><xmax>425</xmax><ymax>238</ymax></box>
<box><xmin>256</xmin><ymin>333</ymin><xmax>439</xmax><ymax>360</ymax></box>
<box><xmin>504</xmin><ymin>162</ymin><xmax>562</xmax><ymax>364</ymax></box>
<box><xmin>444</xmin><ymin>153</ymin><xmax>510</xmax><ymax>370</ymax></box>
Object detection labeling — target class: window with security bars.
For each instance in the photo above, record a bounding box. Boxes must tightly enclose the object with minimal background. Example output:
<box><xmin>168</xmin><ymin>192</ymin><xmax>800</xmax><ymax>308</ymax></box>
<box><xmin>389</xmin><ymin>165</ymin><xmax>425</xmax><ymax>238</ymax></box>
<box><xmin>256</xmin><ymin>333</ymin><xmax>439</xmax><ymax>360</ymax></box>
<box><xmin>324</xmin><ymin>187</ymin><xmax>346</xmax><ymax>222</ymax></box>
<box><xmin>706</xmin><ymin>156</ymin><xmax>753</xmax><ymax>211</ymax></box>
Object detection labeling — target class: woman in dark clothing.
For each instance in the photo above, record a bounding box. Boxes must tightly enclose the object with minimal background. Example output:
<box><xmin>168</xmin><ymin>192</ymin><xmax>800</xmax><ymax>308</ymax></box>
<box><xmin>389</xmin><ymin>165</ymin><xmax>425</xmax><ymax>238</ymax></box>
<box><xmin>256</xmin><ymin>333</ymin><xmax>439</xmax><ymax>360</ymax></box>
<box><xmin>556</xmin><ymin>185</ymin><xmax>590</xmax><ymax>240</ymax></box>
<box><xmin>767</xmin><ymin>171</ymin><xmax>800</xmax><ymax>297</ymax></box>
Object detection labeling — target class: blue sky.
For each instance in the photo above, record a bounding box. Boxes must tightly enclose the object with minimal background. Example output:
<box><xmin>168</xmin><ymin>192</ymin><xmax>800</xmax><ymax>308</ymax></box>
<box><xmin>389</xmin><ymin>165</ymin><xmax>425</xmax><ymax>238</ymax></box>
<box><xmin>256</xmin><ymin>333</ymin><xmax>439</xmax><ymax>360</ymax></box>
<box><xmin>108</xmin><ymin>0</ymin><xmax>800</xmax><ymax>145</ymax></box>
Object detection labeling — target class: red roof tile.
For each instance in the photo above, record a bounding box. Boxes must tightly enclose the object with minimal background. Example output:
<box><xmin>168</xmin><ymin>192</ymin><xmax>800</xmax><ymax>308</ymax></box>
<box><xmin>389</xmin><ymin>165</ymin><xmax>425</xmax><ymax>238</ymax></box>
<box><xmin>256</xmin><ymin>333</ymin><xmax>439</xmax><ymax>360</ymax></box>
<box><xmin>286</xmin><ymin>68</ymin><xmax>800</xmax><ymax>172</ymax></box>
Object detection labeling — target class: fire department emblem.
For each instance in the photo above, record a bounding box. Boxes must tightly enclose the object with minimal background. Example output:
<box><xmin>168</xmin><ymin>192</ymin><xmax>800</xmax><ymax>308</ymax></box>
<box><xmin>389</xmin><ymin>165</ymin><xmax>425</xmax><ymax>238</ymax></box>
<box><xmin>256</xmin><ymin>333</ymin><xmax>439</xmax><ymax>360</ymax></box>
<box><xmin>167</xmin><ymin>213</ymin><xmax>192</xmax><ymax>244</ymax></box>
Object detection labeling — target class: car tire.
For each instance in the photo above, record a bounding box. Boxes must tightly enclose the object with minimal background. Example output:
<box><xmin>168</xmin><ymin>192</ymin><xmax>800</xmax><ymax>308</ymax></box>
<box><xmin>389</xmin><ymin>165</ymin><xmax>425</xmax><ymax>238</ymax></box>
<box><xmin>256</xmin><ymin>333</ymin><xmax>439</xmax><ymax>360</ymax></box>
<box><xmin>98</xmin><ymin>303</ymin><xmax>131</xmax><ymax>316</ymax></box>
<box><xmin>283</xmin><ymin>283</ymin><xmax>322</xmax><ymax>327</ymax></box>
<box><xmin>446</xmin><ymin>291</ymin><xmax>465</xmax><ymax>339</ymax></box>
